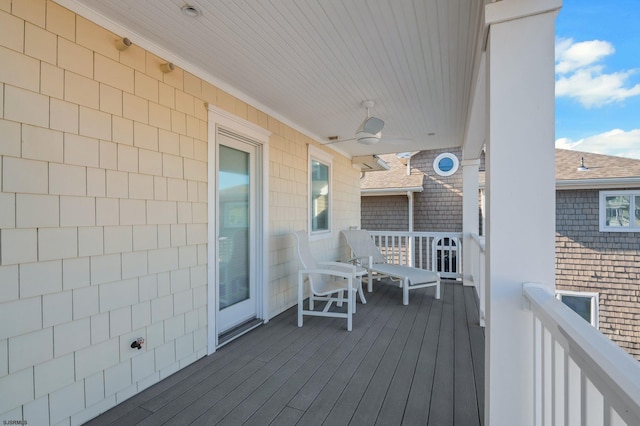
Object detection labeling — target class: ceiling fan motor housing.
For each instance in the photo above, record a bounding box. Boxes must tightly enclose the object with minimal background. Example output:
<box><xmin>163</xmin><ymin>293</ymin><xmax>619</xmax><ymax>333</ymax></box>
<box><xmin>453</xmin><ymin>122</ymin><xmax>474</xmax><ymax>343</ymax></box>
<box><xmin>356</xmin><ymin>130</ymin><xmax>382</xmax><ymax>145</ymax></box>
<box><xmin>360</xmin><ymin>116</ymin><xmax>384</xmax><ymax>135</ymax></box>
<box><xmin>356</xmin><ymin>116</ymin><xmax>384</xmax><ymax>144</ymax></box>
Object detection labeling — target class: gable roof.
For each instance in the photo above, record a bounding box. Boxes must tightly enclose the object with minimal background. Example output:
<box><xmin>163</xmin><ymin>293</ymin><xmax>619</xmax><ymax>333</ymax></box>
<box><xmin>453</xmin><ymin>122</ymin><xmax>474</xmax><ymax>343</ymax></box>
<box><xmin>360</xmin><ymin>154</ymin><xmax>424</xmax><ymax>194</ymax></box>
<box><xmin>555</xmin><ymin>149</ymin><xmax>640</xmax><ymax>189</ymax></box>
<box><xmin>361</xmin><ymin>149</ymin><xmax>640</xmax><ymax>193</ymax></box>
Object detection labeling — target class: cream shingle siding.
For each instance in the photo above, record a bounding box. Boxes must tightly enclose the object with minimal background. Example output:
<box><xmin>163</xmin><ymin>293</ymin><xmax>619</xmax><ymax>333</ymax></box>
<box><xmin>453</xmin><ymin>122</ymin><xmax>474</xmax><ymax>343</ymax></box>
<box><xmin>0</xmin><ymin>1</ymin><xmax>360</xmax><ymax>423</ymax></box>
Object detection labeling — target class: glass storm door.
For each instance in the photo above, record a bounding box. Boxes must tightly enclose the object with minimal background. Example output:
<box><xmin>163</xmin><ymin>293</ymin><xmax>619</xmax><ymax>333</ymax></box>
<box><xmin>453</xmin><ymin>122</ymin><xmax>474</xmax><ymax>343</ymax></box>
<box><xmin>217</xmin><ymin>133</ymin><xmax>257</xmax><ymax>333</ymax></box>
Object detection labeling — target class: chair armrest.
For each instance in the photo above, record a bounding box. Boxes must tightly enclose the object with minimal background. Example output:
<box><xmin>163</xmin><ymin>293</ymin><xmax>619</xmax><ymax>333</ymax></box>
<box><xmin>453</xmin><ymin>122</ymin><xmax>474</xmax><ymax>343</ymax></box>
<box><xmin>345</xmin><ymin>256</ymin><xmax>374</xmax><ymax>268</ymax></box>
<box><xmin>299</xmin><ymin>268</ymin><xmax>355</xmax><ymax>281</ymax></box>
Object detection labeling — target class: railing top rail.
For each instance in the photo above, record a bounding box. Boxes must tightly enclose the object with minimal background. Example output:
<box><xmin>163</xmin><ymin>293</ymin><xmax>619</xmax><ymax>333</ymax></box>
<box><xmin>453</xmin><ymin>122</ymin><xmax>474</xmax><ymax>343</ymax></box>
<box><xmin>366</xmin><ymin>230</ymin><xmax>464</xmax><ymax>238</ymax></box>
<box><xmin>470</xmin><ymin>233</ymin><xmax>485</xmax><ymax>251</ymax></box>
<box><xmin>523</xmin><ymin>284</ymin><xmax>640</xmax><ymax>420</ymax></box>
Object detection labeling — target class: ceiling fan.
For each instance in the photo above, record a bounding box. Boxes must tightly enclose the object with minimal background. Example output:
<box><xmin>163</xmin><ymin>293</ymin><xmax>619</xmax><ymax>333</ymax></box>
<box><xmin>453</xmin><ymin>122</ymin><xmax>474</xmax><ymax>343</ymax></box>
<box><xmin>325</xmin><ymin>100</ymin><xmax>385</xmax><ymax>145</ymax></box>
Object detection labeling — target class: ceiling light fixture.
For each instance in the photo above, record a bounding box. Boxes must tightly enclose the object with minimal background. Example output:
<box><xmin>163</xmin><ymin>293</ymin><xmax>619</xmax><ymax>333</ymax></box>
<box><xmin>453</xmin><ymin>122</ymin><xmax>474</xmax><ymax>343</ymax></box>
<box><xmin>160</xmin><ymin>62</ymin><xmax>175</xmax><ymax>73</ymax></box>
<box><xmin>181</xmin><ymin>5</ymin><xmax>201</xmax><ymax>17</ymax></box>
<box><xmin>115</xmin><ymin>37</ymin><xmax>132</xmax><ymax>51</ymax></box>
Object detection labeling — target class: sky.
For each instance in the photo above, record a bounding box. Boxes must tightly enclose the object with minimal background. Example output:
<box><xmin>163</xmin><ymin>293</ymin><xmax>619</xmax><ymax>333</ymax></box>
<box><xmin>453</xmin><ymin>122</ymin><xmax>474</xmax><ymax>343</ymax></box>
<box><xmin>554</xmin><ymin>0</ymin><xmax>640</xmax><ymax>159</ymax></box>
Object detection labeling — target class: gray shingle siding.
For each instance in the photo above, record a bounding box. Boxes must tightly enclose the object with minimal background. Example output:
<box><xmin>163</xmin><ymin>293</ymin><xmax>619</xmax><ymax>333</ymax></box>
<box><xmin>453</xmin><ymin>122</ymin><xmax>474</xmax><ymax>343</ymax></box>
<box><xmin>412</xmin><ymin>149</ymin><xmax>463</xmax><ymax>232</ymax></box>
<box><xmin>556</xmin><ymin>189</ymin><xmax>640</xmax><ymax>359</ymax></box>
<box><xmin>362</xmin><ymin>195</ymin><xmax>408</xmax><ymax>231</ymax></box>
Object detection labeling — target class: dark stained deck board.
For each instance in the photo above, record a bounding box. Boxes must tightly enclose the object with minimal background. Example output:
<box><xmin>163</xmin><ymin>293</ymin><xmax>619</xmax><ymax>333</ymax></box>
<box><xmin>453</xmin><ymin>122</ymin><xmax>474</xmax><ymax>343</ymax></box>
<box><xmin>401</xmin><ymin>284</ymin><xmax>444</xmax><ymax>425</ymax></box>
<box><xmin>241</xmin><ymin>286</ymin><xmax>392</xmax><ymax>426</ymax></box>
<box><xmin>278</xmin><ymin>284</ymin><xmax>395</xmax><ymax>415</ymax></box>
<box><xmin>294</xmin><ymin>285</ymin><xmax>408</xmax><ymax>425</ymax></box>
<box><xmin>269</xmin><ymin>407</ymin><xmax>304</xmax><ymax>425</ymax></box>
<box><xmin>426</xmin><ymin>279</ymin><xmax>456</xmax><ymax>425</ymax></box>
<box><xmin>342</xmin><ymin>287</ymin><xmax>433</xmax><ymax>426</ymax></box>
<box><xmin>465</xmin><ymin>285</ymin><xmax>486</xmax><ymax>426</ymax></box>
<box><xmin>150</xmin><ymin>313</ymin><xmax>333</xmax><ymax>425</ymax></box>
<box><xmin>85</xmin><ymin>281</ymin><xmax>484</xmax><ymax>426</ymax></box>
<box><xmin>319</xmin><ymin>287</ymin><xmax>420</xmax><ymax>426</ymax></box>
<box><xmin>375</xmin><ymin>287</ymin><xmax>435</xmax><ymax>425</ymax></box>
<box><xmin>453</xmin><ymin>283</ymin><xmax>482</xmax><ymax>426</ymax></box>
<box><xmin>199</xmin><ymin>288</ymin><xmax>393</xmax><ymax>426</ymax></box>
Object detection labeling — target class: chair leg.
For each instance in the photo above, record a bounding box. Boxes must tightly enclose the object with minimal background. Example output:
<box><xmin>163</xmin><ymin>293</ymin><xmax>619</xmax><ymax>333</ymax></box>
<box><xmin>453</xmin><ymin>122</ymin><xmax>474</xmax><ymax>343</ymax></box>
<box><xmin>298</xmin><ymin>272</ymin><xmax>304</xmax><ymax>327</ymax></box>
<box><xmin>357</xmin><ymin>276</ymin><xmax>367</xmax><ymax>304</ymax></box>
<box><xmin>347</xmin><ymin>281</ymin><xmax>353</xmax><ymax>331</ymax></box>
<box><xmin>403</xmin><ymin>277</ymin><xmax>409</xmax><ymax>305</ymax></box>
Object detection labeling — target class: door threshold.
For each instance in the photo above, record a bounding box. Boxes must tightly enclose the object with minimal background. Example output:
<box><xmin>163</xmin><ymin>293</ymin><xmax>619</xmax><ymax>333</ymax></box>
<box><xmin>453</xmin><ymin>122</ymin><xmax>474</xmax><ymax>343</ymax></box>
<box><xmin>218</xmin><ymin>318</ymin><xmax>263</xmax><ymax>347</ymax></box>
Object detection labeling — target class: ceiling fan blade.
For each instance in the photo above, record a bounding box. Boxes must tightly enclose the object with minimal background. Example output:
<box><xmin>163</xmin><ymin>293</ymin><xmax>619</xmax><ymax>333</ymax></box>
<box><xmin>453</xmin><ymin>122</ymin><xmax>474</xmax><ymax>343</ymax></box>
<box><xmin>322</xmin><ymin>137</ymin><xmax>356</xmax><ymax>145</ymax></box>
<box><xmin>379</xmin><ymin>136</ymin><xmax>414</xmax><ymax>145</ymax></box>
<box><xmin>358</xmin><ymin>116</ymin><xmax>385</xmax><ymax>135</ymax></box>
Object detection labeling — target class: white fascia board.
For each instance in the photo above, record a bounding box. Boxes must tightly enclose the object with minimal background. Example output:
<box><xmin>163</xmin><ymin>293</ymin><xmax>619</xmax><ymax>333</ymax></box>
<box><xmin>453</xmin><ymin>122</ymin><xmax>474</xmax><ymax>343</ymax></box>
<box><xmin>361</xmin><ymin>187</ymin><xmax>424</xmax><ymax>196</ymax></box>
<box><xmin>485</xmin><ymin>0</ymin><xmax>562</xmax><ymax>25</ymax></box>
<box><xmin>556</xmin><ymin>177</ymin><xmax>640</xmax><ymax>190</ymax></box>
<box><xmin>480</xmin><ymin>177</ymin><xmax>640</xmax><ymax>191</ymax></box>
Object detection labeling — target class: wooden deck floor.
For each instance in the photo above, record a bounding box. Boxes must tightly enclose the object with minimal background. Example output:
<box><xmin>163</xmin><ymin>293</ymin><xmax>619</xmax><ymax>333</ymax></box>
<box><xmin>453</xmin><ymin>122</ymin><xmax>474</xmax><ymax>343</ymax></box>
<box><xmin>86</xmin><ymin>280</ymin><xmax>484</xmax><ymax>425</ymax></box>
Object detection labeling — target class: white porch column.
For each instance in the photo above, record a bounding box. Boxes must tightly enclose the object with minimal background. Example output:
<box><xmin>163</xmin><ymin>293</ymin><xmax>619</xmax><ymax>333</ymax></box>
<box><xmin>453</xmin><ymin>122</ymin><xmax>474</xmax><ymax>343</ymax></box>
<box><xmin>462</xmin><ymin>159</ymin><xmax>480</xmax><ymax>288</ymax></box>
<box><xmin>484</xmin><ymin>1</ymin><xmax>560</xmax><ymax>425</ymax></box>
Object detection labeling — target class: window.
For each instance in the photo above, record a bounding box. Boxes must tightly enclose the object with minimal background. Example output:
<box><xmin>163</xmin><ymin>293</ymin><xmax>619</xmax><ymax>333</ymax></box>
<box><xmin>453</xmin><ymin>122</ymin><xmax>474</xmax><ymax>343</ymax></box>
<box><xmin>599</xmin><ymin>190</ymin><xmax>640</xmax><ymax>232</ymax></box>
<box><xmin>308</xmin><ymin>146</ymin><xmax>332</xmax><ymax>235</ymax></box>
<box><xmin>556</xmin><ymin>290</ymin><xmax>599</xmax><ymax>328</ymax></box>
<box><xmin>433</xmin><ymin>153</ymin><xmax>459</xmax><ymax>176</ymax></box>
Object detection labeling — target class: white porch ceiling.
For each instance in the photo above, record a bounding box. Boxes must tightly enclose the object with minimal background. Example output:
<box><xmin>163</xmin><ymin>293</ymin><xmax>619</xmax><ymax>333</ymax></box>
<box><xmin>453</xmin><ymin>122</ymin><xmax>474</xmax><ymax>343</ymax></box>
<box><xmin>59</xmin><ymin>0</ymin><xmax>485</xmax><ymax>158</ymax></box>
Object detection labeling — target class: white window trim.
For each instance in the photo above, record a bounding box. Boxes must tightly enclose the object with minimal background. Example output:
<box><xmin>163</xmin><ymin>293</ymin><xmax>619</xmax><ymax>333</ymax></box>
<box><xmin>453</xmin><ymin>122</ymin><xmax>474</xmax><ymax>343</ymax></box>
<box><xmin>308</xmin><ymin>145</ymin><xmax>333</xmax><ymax>240</ymax></box>
<box><xmin>556</xmin><ymin>290</ymin><xmax>599</xmax><ymax>329</ymax></box>
<box><xmin>599</xmin><ymin>190</ymin><xmax>640</xmax><ymax>232</ymax></box>
<box><xmin>433</xmin><ymin>152</ymin><xmax>459</xmax><ymax>177</ymax></box>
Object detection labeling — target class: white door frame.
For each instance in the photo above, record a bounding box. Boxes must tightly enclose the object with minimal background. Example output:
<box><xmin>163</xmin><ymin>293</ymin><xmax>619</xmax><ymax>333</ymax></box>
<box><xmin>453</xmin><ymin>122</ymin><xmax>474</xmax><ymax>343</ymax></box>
<box><xmin>207</xmin><ymin>104</ymin><xmax>271</xmax><ymax>354</ymax></box>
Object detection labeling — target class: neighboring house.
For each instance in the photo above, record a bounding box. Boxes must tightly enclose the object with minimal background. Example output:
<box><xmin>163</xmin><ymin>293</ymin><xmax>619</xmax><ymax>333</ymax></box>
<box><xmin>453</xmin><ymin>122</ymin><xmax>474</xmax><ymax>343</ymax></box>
<box><xmin>361</xmin><ymin>148</ymin><xmax>640</xmax><ymax>359</ymax></box>
<box><xmin>554</xmin><ymin>149</ymin><xmax>640</xmax><ymax>358</ymax></box>
<box><xmin>361</xmin><ymin>148</ymin><xmax>464</xmax><ymax>233</ymax></box>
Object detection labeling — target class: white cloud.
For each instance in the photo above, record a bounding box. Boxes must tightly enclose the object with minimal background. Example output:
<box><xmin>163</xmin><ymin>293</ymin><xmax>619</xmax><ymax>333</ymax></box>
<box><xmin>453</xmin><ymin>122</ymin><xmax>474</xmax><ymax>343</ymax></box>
<box><xmin>555</xmin><ymin>129</ymin><xmax>640</xmax><ymax>159</ymax></box>
<box><xmin>555</xmin><ymin>38</ymin><xmax>640</xmax><ymax>107</ymax></box>
<box><xmin>556</xmin><ymin>68</ymin><xmax>640</xmax><ymax>108</ymax></box>
<box><xmin>555</xmin><ymin>39</ymin><xmax>614</xmax><ymax>74</ymax></box>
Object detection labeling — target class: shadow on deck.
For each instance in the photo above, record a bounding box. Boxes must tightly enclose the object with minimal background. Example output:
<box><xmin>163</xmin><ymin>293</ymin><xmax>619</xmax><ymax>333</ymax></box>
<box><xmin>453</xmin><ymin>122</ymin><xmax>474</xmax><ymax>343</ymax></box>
<box><xmin>86</xmin><ymin>280</ymin><xmax>484</xmax><ymax>425</ymax></box>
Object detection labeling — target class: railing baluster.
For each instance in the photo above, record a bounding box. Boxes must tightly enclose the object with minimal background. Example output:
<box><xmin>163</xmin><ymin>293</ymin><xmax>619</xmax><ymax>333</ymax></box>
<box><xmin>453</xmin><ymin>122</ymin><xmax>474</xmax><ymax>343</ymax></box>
<box><xmin>365</xmin><ymin>231</ymin><xmax>464</xmax><ymax>279</ymax></box>
<box><xmin>534</xmin><ymin>317</ymin><xmax>543</xmax><ymax>426</ymax></box>
<box><xmin>524</xmin><ymin>285</ymin><xmax>640</xmax><ymax>426</ymax></box>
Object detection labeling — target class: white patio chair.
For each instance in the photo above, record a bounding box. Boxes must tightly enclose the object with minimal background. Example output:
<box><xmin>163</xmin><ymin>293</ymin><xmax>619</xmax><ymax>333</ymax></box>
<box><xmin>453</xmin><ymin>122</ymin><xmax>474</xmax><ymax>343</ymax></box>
<box><xmin>294</xmin><ymin>230</ymin><xmax>363</xmax><ymax>331</ymax></box>
<box><xmin>341</xmin><ymin>229</ymin><xmax>441</xmax><ymax>305</ymax></box>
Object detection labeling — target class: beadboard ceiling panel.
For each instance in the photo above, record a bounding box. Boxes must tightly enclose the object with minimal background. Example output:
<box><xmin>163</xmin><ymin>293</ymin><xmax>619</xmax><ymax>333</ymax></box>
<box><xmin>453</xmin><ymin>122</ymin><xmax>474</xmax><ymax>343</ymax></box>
<box><xmin>58</xmin><ymin>0</ymin><xmax>484</xmax><ymax>158</ymax></box>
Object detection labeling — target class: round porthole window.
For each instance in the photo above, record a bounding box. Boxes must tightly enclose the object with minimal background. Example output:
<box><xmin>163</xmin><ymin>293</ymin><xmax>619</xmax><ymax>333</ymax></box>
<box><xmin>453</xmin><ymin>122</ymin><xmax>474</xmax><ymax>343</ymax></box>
<box><xmin>433</xmin><ymin>153</ymin><xmax>459</xmax><ymax>177</ymax></box>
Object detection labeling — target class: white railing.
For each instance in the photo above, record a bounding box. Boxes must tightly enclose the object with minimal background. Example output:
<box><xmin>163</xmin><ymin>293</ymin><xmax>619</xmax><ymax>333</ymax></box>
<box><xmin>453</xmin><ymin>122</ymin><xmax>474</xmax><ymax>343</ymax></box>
<box><xmin>469</xmin><ymin>233</ymin><xmax>485</xmax><ymax>326</ymax></box>
<box><xmin>523</xmin><ymin>284</ymin><xmax>640</xmax><ymax>426</ymax></box>
<box><xmin>366</xmin><ymin>231</ymin><xmax>463</xmax><ymax>279</ymax></box>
